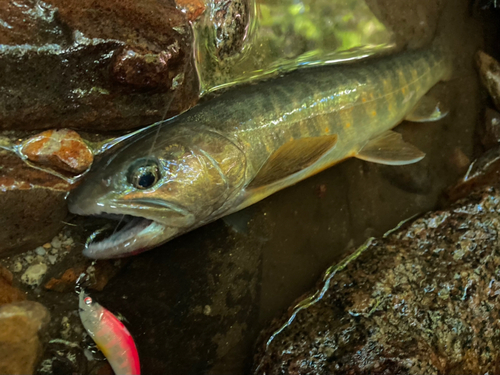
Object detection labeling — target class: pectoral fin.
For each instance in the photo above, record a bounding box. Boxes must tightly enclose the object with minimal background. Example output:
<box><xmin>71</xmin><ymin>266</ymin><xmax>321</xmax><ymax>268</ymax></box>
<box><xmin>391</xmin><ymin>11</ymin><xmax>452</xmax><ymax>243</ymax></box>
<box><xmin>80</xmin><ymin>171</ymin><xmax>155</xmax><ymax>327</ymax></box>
<box><xmin>356</xmin><ymin>131</ymin><xmax>425</xmax><ymax>165</ymax></box>
<box><xmin>248</xmin><ymin>135</ymin><xmax>338</xmax><ymax>189</ymax></box>
<box><xmin>405</xmin><ymin>95</ymin><xmax>448</xmax><ymax>122</ymax></box>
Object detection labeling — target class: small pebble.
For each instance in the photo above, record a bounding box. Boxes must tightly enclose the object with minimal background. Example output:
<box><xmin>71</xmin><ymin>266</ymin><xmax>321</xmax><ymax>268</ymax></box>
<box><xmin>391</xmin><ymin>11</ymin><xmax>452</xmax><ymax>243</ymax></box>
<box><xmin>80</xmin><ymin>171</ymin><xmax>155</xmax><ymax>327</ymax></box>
<box><xmin>51</xmin><ymin>237</ymin><xmax>62</xmax><ymax>249</ymax></box>
<box><xmin>48</xmin><ymin>255</ymin><xmax>57</xmax><ymax>265</ymax></box>
<box><xmin>12</xmin><ymin>262</ymin><xmax>22</xmax><ymax>273</ymax></box>
<box><xmin>62</xmin><ymin>237</ymin><xmax>74</xmax><ymax>247</ymax></box>
<box><xmin>203</xmin><ymin>305</ymin><xmax>212</xmax><ymax>316</ymax></box>
<box><xmin>42</xmin><ymin>243</ymin><xmax>51</xmax><ymax>250</ymax></box>
<box><xmin>24</xmin><ymin>255</ymin><xmax>34</xmax><ymax>264</ymax></box>
<box><xmin>35</xmin><ymin>247</ymin><xmax>46</xmax><ymax>256</ymax></box>
<box><xmin>21</xmin><ymin>264</ymin><xmax>48</xmax><ymax>286</ymax></box>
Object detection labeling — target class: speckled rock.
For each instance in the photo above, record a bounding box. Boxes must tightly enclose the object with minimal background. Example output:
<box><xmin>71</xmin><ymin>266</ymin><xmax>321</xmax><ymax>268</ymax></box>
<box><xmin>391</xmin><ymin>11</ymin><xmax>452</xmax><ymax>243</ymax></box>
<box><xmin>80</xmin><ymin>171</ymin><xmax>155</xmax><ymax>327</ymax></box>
<box><xmin>254</xmin><ymin>184</ymin><xmax>500</xmax><ymax>374</ymax></box>
<box><xmin>0</xmin><ymin>0</ymin><xmax>199</xmax><ymax>131</ymax></box>
<box><xmin>0</xmin><ymin>150</ymin><xmax>70</xmax><ymax>257</ymax></box>
<box><xmin>21</xmin><ymin>129</ymin><xmax>93</xmax><ymax>174</ymax></box>
<box><xmin>0</xmin><ymin>301</ymin><xmax>50</xmax><ymax>375</ymax></box>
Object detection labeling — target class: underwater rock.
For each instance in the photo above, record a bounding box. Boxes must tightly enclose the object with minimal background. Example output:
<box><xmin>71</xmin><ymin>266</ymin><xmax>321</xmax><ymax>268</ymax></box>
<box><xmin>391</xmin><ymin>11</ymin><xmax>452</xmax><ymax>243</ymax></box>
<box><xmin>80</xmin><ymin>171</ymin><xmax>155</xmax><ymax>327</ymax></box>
<box><xmin>0</xmin><ymin>301</ymin><xmax>50</xmax><ymax>375</ymax></box>
<box><xmin>477</xmin><ymin>50</ymin><xmax>500</xmax><ymax>112</ymax></box>
<box><xmin>481</xmin><ymin>107</ymin><xmax>500</xmax><ymax>148</ymax></box>
<box><xmin>0</xmin><ymin>152</ymin><xmax>69</xmax><ymax>257</ymax></box>
<box><xmin>447</xmin><ymin>146</ymin><xmax>500</xmax><ymax>201</ymax></box>
<box><xmin>254</xmin><ymin>183</ymin><xmax>500</xmax><ymax>374</ymax></box>
<box><xmin>0</xmin><ymin>0</ymin><xmax>199</xmax><ymax>131</ymax></box>
<box><xmin>0</xmin><ymin>265</ymin><xmax>25</xmax><ymax>306</ymax></box>
<box><xmin>21</xmin><ymin>129</ymin><xmax>93</xmax><ymax>174</ymax></box>
<box><xmin>208</xmin><ymin>0</ymin><xmax>250</xmax><ymax>60</ymax></box>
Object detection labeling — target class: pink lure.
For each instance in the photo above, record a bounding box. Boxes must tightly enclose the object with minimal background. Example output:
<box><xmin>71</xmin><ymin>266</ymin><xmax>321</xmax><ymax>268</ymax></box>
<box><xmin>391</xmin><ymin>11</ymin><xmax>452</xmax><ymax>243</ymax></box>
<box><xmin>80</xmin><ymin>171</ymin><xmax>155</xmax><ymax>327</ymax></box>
<box><xmin>79</xmin><ymin>291</ymin><xmax>141</xmax><ymax>375</ymax></box>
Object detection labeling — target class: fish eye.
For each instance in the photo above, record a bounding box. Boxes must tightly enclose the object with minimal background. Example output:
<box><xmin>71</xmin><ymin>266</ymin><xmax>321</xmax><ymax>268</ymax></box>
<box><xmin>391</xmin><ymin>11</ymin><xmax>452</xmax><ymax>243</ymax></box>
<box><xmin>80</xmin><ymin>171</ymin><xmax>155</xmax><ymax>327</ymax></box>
<box><xmin>128</xmin><ymin>159</ymin><xmax>161</xmax><ymax>190</ymax></box>
<box><xmin>84</xmin><ymin>297</ymin><xmax>93</xmax><ymax>305</ymax></box>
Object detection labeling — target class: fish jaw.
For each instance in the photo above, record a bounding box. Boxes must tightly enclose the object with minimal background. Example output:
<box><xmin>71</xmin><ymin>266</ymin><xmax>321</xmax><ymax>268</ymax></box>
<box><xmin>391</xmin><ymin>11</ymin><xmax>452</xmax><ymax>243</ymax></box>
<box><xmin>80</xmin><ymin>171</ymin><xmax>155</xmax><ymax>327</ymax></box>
<box><xmin>83</xmin><ymin>218</ymin><xmax>179</xmax><ymax>259</ymax></box>
<box><xmin>69</xmin><ymin>198</ymin><xmax>181</xmax><ymax>259</ymax></box>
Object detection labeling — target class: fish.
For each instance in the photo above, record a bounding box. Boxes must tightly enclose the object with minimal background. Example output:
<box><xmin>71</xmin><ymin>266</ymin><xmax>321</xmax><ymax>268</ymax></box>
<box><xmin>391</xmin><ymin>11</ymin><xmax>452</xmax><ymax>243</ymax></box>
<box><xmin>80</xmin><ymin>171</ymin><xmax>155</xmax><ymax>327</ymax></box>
<box><xmin>68</xmin><ymin>45</ymin><xmax>451</xmax><ymax>259</ymax></box>
<box><xmin>79</xmin><ymin>291</ymin><xmax>141</xmax><ymax>375</ymax></box>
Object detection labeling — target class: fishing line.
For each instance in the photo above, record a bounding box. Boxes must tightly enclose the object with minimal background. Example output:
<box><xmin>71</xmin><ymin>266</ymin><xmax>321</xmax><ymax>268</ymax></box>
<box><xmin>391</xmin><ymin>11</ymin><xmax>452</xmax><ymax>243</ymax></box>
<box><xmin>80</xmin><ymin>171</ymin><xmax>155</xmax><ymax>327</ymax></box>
<box><xmin>110</xmin><ymin>28</ymin><xmax>193</xmax><ymax>239</ymax></box>
<box><xmin>147</xmin><ymin>39</ymin><xmax>191</xmax><ymax>160</ymax></box>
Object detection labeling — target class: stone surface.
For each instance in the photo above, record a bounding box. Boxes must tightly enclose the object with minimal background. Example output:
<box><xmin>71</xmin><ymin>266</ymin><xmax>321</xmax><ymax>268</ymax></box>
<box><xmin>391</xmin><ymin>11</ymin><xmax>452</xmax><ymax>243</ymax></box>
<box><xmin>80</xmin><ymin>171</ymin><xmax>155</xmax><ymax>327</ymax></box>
<box><xmin>21</xmin><ymin>129</ymin><xmax>93</xmax><ymax>174</ymax></box>
<box><xmin>0</xmin><ymin>265</ymin><xmax>25</xmax><ymax>306</ymax></box>
<box><xmin>253</xmin><ymin>182</ymin><xmax>500</xmax><ymax>374</ymax></box>
<box><xmin>0</xmin><ymin>0</ymin><xmax>199</xmax><ymax>131</ymax></box>
<box><xmin>0</xmin><ymin>301</ymin><xmax>50</xmax><ymax>375</ymax></box>
<box><xmin>0</xmin><ymin>151</ymin><xmax>69</xmax><ymax>257</ymax></box>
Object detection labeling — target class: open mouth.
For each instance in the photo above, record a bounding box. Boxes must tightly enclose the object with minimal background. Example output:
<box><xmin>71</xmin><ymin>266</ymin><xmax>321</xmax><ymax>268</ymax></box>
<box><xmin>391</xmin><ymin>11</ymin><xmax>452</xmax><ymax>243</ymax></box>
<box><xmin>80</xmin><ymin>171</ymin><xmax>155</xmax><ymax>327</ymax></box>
<box><xmin>82</xmin><ymin>213</ymin><xmax>167</xmax><ymax>259</ymax></box>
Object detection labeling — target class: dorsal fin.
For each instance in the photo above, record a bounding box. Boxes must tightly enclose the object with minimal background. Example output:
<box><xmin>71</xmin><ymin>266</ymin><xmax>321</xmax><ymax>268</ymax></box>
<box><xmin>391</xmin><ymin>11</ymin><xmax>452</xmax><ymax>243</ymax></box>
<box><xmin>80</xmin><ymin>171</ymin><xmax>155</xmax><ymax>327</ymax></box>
<box><xmin>356</xmin><ymin>131</ymin><xmax>425</xmax><ymax>165</ymax></box>
<box><xmin>248</xmin><ymin>135</ymin><xmax>338</xmax><ymax>189</ymax></box>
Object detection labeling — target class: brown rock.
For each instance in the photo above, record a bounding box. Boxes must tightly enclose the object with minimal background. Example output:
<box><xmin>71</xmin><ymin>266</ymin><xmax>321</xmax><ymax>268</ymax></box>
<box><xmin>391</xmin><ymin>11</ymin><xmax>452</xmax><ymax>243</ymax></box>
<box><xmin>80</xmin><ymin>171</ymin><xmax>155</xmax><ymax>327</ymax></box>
<box><xmin>21</xmin><ymin>129</ymin><xmax>93</xmax><ymax>174</ymax></box>
<box><xmin>0</xmin><ymin>151</ymin><xmax>70</xmax><ymax>257</ymax></box>
<box><xmin>0</xmin><ymin>301</ymin><xmax>50</xmax><ymax>375</ymax></box>
<box><xmin>0</xmin><ymin>265</ymin><xmax>25</xmax><ymax>306</ymax></box>
<box><xmin>111</xmin><ymin>45</ymin><xmax>179</xmax><ymax>90</ymax></box>
<box><xmin>477</xmin><ymin>51</ymin><xmax>500</xmax><ymax>112</ymax></box>
<box><xmin>175</xmin><ymin>0</ymin><xmax>206</xmax><ymax>22</ymax></box>
<box><xmin>0</xmin><ymin>0</ymin><xmax>199</xmax><ymax>131</ymax></box>
<box><xmin>254</xmin><ymin>183</ymin><xmax>500</xmax><ymax>374</ymax></box>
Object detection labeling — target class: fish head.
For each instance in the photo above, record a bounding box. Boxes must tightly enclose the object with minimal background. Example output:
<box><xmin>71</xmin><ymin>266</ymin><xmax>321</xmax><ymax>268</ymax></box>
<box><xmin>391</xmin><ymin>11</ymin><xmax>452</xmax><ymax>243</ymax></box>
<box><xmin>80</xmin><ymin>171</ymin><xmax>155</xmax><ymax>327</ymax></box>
<box><xmin>68</xmin><ymin>123</ymin><xmax>247</xmax><ymax>259</ymax></box>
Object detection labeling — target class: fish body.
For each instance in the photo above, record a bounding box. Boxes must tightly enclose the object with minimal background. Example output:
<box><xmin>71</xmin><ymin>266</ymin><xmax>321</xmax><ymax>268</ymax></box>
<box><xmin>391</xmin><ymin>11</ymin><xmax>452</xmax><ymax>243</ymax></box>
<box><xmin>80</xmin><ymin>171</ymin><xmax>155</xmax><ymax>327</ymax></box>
<box><xmin>79</xmin><ymin>292</ymin><xmax>141</xmax><ymax>375</ymax></box>
<box><xmin>69</xmin><ymin>46</ymin><xmax>451</xmax><ymax>258</ymax></box>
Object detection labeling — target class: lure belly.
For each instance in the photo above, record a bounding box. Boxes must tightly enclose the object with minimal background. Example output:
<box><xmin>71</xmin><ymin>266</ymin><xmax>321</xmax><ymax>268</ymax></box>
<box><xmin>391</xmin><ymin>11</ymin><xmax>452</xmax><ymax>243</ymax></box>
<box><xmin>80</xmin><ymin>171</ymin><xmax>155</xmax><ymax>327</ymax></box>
<box><xmin>79</xmin><ymin>291</ymin><xmax>141</xmax><ymax>375</ymax></box>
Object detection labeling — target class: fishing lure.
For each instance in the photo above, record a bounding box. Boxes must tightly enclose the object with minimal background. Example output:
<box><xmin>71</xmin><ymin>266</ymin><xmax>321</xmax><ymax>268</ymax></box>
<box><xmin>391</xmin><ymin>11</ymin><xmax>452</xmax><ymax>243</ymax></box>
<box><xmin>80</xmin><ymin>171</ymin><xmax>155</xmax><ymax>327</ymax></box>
<box><xmin>79</xmin><ymin>291</ymin><xmax>141</xmax><ymax>375</ymax></box>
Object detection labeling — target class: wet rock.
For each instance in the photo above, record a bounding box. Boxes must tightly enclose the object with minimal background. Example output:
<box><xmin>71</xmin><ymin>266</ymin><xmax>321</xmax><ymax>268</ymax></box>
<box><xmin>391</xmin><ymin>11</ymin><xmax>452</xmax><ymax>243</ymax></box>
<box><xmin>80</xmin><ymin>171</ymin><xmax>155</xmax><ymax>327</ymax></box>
<box><xmin>0</xmin><ymin>301</ymin><xmax>50</xmax><ymax>375</ymax></box>
<box><xmin>0</xmin><ymin>151</ymin><xmax>69</xmax><ymax>256</ymax></box>
<box><xmin>477</xmin><ymin>50</ymin><xmax>500</xmax><ymax>112</ymax></box>
<box><xmin>0</xmin><ymin>265</ymin><xmax>25</xmax><ymax>306</ymax></box>
<box><xmin>22</xmin><ymin>264</ymin><xmax>48</xmax><ymax>287</ymax></box>
<box><xmin>254</xmin><ymin>184</ymin><xmax>500</xmax><ymax>374</ymax></box>
<box><xmin>21</xmin><ymin>129</ymin><xmax>93</xmax><ymax>174</ymax></box>
<box><xmin>0</xmin><ymin>0</ymin><xmax>199</xmax><ymax>131</ymax></box>
<box><xmin>175</xmin><ymin>0</ymin><xmax>206</xmax><ymax>22</ymax></box>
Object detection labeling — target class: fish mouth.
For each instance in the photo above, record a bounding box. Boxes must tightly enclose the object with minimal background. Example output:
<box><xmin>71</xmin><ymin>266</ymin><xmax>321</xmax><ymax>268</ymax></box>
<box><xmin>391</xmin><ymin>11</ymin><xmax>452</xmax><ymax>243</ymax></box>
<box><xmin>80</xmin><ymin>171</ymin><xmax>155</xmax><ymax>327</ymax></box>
<box><xmin>69</xmin><ymin>199</ymin><xmax>189</xmax><ymax>259</ymax></box>
<box><xmin>82</xmin><ymin>215</ymin><xmax>160</xmax><ymax>259</ymax></box>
